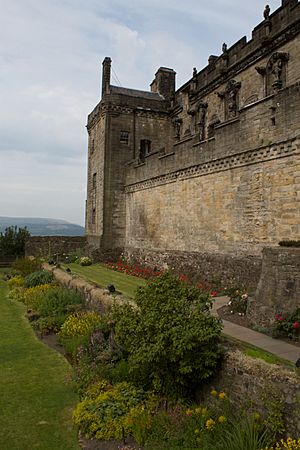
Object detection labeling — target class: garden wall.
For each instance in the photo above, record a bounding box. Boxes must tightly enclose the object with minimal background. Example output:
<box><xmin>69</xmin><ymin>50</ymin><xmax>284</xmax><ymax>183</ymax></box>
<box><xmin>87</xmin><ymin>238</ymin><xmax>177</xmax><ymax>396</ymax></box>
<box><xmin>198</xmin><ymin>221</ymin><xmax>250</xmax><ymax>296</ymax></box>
<box><xmin>46</xmin><ymin>265</ymin><xmax>300</xmax><ymax>435</ymax></box>
<box><xmin>199</xmin><ymin>349</ymin><xmax>300</xmax><ymax>436</ymax></box>
<box><xmin>248</xmin><ymin>247</ymin><xmax>300</xmax><ymax>325</ymax></box>
<box><xmin>25</xmin><ymin>236</ymin><xmax>87</xmax><ymax>259</ymax></box>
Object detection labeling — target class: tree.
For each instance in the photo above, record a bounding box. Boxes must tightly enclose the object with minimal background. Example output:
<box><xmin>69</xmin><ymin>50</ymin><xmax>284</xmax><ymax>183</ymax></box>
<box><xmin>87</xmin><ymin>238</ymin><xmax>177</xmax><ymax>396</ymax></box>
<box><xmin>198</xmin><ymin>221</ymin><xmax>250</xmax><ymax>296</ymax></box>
<box><xmin>0</xmin><ymin>226</ymin><xmax>30</xmax><ymax>257</ymax></box>
<box><xmin>112</xmin><ymin>272</ymin><xmax>223</xmax><ymax>398</ymax></box>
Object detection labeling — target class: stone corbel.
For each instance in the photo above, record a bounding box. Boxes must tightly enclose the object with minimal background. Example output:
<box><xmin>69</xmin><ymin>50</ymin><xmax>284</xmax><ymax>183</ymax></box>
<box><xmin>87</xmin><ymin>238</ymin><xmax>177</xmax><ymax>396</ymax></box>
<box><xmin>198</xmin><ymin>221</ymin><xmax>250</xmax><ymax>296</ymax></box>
<box><xmin>255</xmin><ymin>66</ymin><xmax>267</xmax><ymax>76</ymax></box>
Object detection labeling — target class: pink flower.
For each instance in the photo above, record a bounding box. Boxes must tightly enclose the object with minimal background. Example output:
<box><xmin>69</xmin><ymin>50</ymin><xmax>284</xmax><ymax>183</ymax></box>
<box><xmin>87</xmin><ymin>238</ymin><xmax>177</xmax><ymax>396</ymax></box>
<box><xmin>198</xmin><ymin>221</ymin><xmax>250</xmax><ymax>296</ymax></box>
<box><xmin>293</xmin><ymin>322</ymin><xmax>299</xmax><ymax>329</ymax></box>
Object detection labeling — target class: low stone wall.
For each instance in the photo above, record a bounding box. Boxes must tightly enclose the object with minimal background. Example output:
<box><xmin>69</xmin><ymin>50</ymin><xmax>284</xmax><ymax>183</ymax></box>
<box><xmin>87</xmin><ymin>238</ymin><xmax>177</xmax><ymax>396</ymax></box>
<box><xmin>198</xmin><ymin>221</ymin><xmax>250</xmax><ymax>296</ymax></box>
<box><xmin>45</xmin><ymin>264</ymin><xmax>299</xmax><ymax>435</ymax></box>
<box><xmin>198</xmin><ymin>349</ymin><xmax>300</xmax><ymax>436</ymax></box>
<box><xmin>248</xmin><ymin>247</ymin><xmax>300</xmax><ymax>326</ymax></box>
<box><xmin>25</xmin><ymin>236</ymin><xmax>87</xmax><ymax>259</ymax></box>
<box><xmin>124</xmin><ymin>247</ymin><xmax>261</xmax><ymax>290</ymax></box>
<box><xmin>44</xmin><ymin>264</ymin><xmax>132</xmax><ymax>314</ymax></box>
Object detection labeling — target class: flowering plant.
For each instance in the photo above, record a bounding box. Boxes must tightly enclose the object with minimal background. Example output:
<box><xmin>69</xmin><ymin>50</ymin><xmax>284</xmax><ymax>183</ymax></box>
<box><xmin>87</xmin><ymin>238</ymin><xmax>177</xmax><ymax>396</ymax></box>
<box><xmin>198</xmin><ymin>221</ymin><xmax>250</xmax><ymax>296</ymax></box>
<box><xmin>225</xmin><ymin>286</ymin><xmax>248</xmax><ymax>314</ymax></box>
<box><xmin>273</xmin><ymin>309</ymin><xmax>300</xmax><ymax>341</ymax></box>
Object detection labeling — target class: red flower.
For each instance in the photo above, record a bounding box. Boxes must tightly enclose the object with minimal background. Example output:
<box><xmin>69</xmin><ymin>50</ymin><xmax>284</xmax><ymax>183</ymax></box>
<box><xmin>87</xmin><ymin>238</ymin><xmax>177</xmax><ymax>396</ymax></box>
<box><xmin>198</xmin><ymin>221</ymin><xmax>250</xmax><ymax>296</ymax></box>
<box><xmin>293</xmin><ymin>322</ymin><xmax>299</xmax><ymax>329</ymax></box>
<box><xmin>211</xmin><ymin>291</ymin><xmax>217</xmax><ymax>297</ymax></box>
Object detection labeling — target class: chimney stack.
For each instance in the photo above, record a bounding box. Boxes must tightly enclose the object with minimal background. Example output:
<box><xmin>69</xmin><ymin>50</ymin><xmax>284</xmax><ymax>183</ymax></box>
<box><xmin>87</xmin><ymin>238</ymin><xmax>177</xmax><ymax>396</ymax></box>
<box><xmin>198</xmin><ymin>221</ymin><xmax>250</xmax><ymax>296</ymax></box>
<box><xmin>102</xmin><ymin>57</ymin><xmax>111</xmax><ymax>98</ymax></box>
<box><xmin>150</xmin><ymin>67</ymin><xmax>176</xmax><ymax>102</ymax></box>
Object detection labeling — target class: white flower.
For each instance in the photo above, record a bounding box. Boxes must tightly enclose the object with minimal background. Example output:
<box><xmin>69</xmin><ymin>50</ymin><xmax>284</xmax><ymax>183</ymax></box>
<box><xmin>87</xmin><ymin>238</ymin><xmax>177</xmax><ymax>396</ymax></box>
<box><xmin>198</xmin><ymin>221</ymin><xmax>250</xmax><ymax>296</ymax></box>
<box><xmin>242</xmin><ymin>294</ymin><xmax>248</xmax><ymax>299</ymax></box>
<box><xmin>228</xmin><ymin>300</ymin><xmax>232</xmax><ymax>306</ymax></box>
<box><xmin>230</xmin><ymin>310</ymin><xmax>234</xmax><ymax>314</ymax></box>
<box><xmin>238</xmin><ymin>313</ymin><xmax>242</xmax><ymax>316</ymax></box>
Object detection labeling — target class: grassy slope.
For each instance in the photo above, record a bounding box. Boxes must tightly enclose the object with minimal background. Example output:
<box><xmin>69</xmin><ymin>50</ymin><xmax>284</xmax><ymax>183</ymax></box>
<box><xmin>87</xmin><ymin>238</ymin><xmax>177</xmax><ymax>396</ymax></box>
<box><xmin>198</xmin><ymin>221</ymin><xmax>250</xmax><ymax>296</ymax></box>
<box><xmin>65</xmin><ymin>263</ymin><xmax>146</xmax><ymax>298</ymax></box>
<box><xmin>0</xmin><ymin>273</ymin><xmax>80</xmax><ymax>450</ymax></box>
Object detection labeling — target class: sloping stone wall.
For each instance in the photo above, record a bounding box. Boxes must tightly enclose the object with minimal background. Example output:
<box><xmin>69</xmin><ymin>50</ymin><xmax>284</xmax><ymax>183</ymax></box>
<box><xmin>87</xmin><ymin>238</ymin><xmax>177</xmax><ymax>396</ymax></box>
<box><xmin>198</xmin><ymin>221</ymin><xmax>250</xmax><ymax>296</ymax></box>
<box><xmin>248</xmin><ymin>247</ymin><xmax>300</xmax><ymax>325</ymax></box>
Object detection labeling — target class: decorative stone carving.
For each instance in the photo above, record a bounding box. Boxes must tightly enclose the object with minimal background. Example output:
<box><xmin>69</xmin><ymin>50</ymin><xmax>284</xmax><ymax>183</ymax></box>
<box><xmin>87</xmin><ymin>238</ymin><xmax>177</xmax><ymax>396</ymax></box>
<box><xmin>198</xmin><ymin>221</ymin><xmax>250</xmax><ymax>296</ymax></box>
<box><xmin>172</xmin><ymin>117</ymin><xmax>183</xmax><ymax>139</ymax></box>
<box><xmin>218</xmin><ymin>79</ymin><xmax>241</xmax><ymax>120</ymax></box>
<box><xmin>263</xmin><ymin>4</ymin><xmax>270</xmax><ymax>20</ymax></box>
<box><xmin>207</xmin><ymin>115</ymin><xmax>220</xmax><ymax>139</ymax></box>
<box><xmin>266</xmin><ymin>52</ymin><xmax>289</xmax><ymax>94</ymax></box>
<box><xmin>222</xmin><ymin>43</ymin><xmax>228</xmax><ymax>53</ymax></box>
<box><xmin>197</xmin><ymin>102</ymin><xmax>208</xmax><ymax>141</ymax></box>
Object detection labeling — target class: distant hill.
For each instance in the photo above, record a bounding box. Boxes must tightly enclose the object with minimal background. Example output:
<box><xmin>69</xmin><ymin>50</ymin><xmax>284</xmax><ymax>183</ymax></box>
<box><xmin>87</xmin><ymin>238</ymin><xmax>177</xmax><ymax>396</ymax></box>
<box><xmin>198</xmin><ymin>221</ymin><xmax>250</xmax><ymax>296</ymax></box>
<box><xmin>0</xmin><ymin>217</ymin><xmax>85</xmax><ymax>236</ymax></box>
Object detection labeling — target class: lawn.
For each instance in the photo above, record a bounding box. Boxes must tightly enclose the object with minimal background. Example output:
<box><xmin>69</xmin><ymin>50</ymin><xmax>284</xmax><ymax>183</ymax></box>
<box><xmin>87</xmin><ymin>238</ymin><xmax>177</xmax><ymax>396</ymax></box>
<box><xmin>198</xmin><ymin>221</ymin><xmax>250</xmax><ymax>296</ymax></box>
<box><xmin>65</xmin><ymin>263</ymin><xmax>146</xmax><ymax>298</ymax></box>
<box><xmin>0</xmin><ymin>272</ymin><xmax>80</xmax><ymax>450</ymax></box>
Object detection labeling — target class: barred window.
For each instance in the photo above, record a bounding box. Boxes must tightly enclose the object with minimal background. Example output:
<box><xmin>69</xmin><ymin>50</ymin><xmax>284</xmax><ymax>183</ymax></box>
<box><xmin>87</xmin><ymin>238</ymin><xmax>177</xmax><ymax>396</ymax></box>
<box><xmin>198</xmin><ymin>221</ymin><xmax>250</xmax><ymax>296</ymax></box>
<box><xmin>120</xmin><ymin>131</ymin><xmax>129</xmax><ymax>144</ymax></box>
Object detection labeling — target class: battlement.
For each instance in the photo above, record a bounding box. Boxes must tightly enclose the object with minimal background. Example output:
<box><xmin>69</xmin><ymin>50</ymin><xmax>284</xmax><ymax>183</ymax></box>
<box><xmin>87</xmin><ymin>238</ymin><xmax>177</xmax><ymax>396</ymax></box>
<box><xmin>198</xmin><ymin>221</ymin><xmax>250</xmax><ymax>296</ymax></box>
<box><xmin>177</xmin><ymin>0</ymin><xmax>300</xmax><ymax>98</ymax></box>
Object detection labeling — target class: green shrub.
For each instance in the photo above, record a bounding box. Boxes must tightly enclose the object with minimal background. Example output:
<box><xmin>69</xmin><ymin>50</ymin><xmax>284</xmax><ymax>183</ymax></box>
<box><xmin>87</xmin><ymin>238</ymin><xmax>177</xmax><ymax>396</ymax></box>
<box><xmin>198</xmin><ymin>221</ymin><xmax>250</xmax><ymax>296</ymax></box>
<box><xmin>22</xmin><ymin>284</ymin><xmax>55</xmax><ymax>311</ymax></box>
<box><xmin>7</xmin><ymin>275</ymin><xmax>24</xmax><ymax>289</ymax></box>
<box><xmin>59</xmin><ymin>312</ymin><xmax>103</xmax><ymax>356</ymax></box>
<box><xmin>24</xmin><ymin>270</ymin><xmax>54</xmax><ymax>288</ymax></box>
<box><xmin>224</xmin><ymin>286</ymin><xmax>248</xmax><ymax>315</ymax></box>
<box><xmin>0</xmin><ymin>226</ymin><xmax>30</xmax><ymax>256</ymax></box>
<box><xmin>32</xmin><ymin>315</ymin><xmax>68</xmax><ymax>334</ymax></box>
<box><xmin>80</xmin><ymin>256</ymin><xmax>92</xmax><ymax>266</ymax></box>
<box><xmin>111</xmin><ymin>271</ymin><xmax>222</xmax><ymax>398</ymax></box>
<box><xmin>39</xmin><ymin>287</ymin><xmax>84</xmax><ymax>318</ymax></box>
<box><xmin>72</xmin><ymin>381</ymin><xmax>145</xmax><ymax>440</ymax></box>
<box><xmin>12</xmin><ymin>257</ymin><xmax>41</xmax><ymax>276</ymax></box>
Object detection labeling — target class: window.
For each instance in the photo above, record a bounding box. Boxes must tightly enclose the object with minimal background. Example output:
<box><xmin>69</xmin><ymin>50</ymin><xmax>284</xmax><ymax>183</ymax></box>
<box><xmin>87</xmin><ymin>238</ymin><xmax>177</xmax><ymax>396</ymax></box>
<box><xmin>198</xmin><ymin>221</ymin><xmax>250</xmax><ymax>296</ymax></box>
<box><xmin>92</xmin><ymin>208</ymin><xmax>96</xmax><ymax>225</ymax></box>
<box><xmin>120</xmin><ymin>131</ymin><xmax>129</xmax><ymax>145</ymax></box>
<box><xmin>92</xmin><ymin>173</ymin><xmax>97</xmax><ymax>190</ymax></box>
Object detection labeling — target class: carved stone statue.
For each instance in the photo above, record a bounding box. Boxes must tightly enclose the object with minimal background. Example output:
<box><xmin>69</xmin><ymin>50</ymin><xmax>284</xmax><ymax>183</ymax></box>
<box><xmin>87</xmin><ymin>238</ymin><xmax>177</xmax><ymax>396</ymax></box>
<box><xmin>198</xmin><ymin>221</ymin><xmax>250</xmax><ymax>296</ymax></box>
<box><xmin>264</xmin><ymin>5</ymin><xmax>270</xmax><ymax>20</ymax></box>
<box><xmin>222</xmin><ymin>43</ymin><xmax>227</xmax><ymax>53</ymax></box>
<box><xmin>267</xmin><ymin>52</ymin><xmax>289</xmax><ymax>92</ymax></box>
<box><xmin>218</xmin><ymin>80</ymin><xmax>241</xmax><ymax>120</ymax></box>
<box><xmin>193</xmin><ymin>67</ymin><xmax>197</xmax><ymax>78</ymax></box>
<box><xmin>172</xmin><ymin>117</ymin><xmax>182</xmax><ymax>139</ymax></box>
<box><xmin>197</xmin><ymin>102</ymin><xmax>208</xmax><ymax>141</ymax></box>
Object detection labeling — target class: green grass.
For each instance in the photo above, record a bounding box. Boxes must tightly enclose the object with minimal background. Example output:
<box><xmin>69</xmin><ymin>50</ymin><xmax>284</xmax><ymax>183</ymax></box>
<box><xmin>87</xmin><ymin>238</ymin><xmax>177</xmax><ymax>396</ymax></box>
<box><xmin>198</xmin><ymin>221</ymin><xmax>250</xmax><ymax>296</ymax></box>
<box><xmin>64</xmin><ymin>263</ymin><xmax>146</xmax><ymax>298</ymax></box>
<box><xmin>0</xmin><ymin>274</ymin><xmax>80</xmax><ymax>450</ymax></box>
<box><xmin>221</xmin><ymin>335</ymin><xmax>294</xmax><ymax>369</ymax></box>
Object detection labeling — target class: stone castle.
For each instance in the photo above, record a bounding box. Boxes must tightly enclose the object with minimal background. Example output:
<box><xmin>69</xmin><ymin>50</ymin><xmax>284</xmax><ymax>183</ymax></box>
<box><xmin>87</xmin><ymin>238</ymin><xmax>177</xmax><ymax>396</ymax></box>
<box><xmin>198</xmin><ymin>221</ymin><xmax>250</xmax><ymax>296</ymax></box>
<box><xmin>85</xmin><ymin>0</ymin><xmax>300</xmax><ymax>287</ymax></box>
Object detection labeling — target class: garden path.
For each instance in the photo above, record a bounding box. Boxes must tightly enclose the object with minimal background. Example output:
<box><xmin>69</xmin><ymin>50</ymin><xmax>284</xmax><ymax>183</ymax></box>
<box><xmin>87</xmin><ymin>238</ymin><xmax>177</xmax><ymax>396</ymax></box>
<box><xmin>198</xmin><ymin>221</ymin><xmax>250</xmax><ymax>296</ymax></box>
<box><xmin>212</xmin><ymin>297</ymin><xmax>300</xmax><ymax>364</ymax></box>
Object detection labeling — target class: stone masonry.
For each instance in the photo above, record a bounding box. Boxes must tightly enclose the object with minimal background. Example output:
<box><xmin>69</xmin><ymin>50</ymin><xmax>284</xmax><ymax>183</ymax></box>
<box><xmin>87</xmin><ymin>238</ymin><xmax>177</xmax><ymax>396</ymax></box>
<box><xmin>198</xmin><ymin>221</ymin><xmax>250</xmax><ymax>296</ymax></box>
<box><xmin>85</xmin><ymin>0</ymin><xmax>300</xmax><ymax>287</ymax></box>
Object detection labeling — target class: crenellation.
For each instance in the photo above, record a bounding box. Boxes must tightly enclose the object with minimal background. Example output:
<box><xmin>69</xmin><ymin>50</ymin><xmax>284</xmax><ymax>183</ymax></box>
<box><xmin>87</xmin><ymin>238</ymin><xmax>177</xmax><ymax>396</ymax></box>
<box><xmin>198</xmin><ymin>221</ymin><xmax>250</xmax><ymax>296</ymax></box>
<box><xmin>85</xmin><ymin>1</ymin><xmax>300</xmax><ymax>285</ymax></box>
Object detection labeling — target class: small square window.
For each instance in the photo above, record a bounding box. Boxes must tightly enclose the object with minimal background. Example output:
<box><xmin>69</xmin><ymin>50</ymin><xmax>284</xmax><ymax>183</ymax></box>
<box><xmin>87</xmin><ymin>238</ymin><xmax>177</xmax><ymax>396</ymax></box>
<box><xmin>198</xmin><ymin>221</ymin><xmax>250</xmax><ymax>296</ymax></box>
<box><xmin>120</xmin><ymin>131</ymin><xmax>129</xmax><ymax>145</ymax></box>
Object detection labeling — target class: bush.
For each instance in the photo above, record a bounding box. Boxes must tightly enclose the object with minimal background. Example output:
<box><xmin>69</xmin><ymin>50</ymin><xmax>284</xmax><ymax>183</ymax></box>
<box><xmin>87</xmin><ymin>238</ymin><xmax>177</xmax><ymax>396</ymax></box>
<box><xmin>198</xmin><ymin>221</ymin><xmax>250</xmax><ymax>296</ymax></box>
<box><xmin>80</xmin><ymin>257</ymin><xmax>92</xmax><ymax>266</ymax></box>
<box><xmin>24</xmin><ymin>270</ymin><xmax>54</xmax><ymax>288</ymax></box>
<box><xmin>72</xmin><ymin>381</ymin><xmax>145</xmax><ymax>441</ymax></box>
<box><xmin>0</xmin><ymin>226</ymin><xmax>30</xmax><ymax>256</ymax></box>
<box><xmin>224</xmin><ymin>286</ymin><xmax>248</xmax><ymax>315</ymax></box>
<box><xmin>59</xmin><ymin>312</ymin><xmax>103</xmax><ymax>356</ymax></box>
<box><xmin>22</xmin><ymin>284</ymin><xmax>55</xmax><ymax>311</ymax></box>
<box><xmin>7</xmin><ymin>276</ymin><xmax>24</xmax><ymax>289</ymax></box>
<box><xmin>39</xmin><ymin>287</ymin><xmax>84</xmax><ymax>318</ymax></box>
<box><xmin>12</xmin><ymin>257</ymin><xmax>41</xmax><ymax>276</ymax></box>
<box><xmin>265</xmin><ymin>438</ymin><xmax>300</xmax><ymax>449</ymax></box>
<box><xmin>32</xmin><ymin>315</ymin><xmax>68</xmax><ymax>334</ymax></box>
<box><xmin>111</xmin><ymin>271</ymin><xmax>222</xmax><ymax>398</ymax></box>
<box><xmin>273</xmin><ymin>309</ymin><xmax>300</xmax><ymax>341</ymax></box>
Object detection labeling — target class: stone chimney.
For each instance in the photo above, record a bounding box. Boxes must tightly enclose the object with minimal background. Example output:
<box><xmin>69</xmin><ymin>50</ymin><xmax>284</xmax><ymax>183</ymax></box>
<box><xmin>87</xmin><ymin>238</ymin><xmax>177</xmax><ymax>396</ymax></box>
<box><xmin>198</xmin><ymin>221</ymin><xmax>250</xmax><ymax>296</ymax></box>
<box><xmin>102</xmin><ymin>57</ymin><xmax>111</xmax><ymax>98</ymax></box>
<box><xmin>281</xmin><ymin>0</ymin><xmax>298</xmax><ymax>6</ymax></box>
<box><xmin>150</xmin><ymin>67</ymin><xmax>176</xmax><ymax>102</ymax></box>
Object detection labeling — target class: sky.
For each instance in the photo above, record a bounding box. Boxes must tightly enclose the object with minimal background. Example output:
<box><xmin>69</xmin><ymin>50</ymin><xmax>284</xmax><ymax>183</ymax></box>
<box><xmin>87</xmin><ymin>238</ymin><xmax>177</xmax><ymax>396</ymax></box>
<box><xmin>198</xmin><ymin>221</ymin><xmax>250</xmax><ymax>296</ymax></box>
<box><xmin>0</xmin><ymin>0</ymin><xmax>281</xmax><ymax>226</ymax></box>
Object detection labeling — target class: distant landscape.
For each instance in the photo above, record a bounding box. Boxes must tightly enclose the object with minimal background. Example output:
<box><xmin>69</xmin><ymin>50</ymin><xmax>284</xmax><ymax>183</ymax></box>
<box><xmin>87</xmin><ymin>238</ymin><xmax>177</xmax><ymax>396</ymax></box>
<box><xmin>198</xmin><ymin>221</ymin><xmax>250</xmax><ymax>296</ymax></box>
<box><xmin>0</xmin><ymin>217</ymin><xmax>85</xmax><ymax>236</ymax></box>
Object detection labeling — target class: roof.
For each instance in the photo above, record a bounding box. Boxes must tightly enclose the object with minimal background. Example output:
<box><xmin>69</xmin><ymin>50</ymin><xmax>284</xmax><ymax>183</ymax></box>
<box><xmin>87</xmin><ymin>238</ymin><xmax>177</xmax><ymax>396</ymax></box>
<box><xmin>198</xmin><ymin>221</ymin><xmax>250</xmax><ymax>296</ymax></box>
<box><xmin>110</xmin><ymin>85</ymin><xmax>164</xmax><ymax>100</ymax></box>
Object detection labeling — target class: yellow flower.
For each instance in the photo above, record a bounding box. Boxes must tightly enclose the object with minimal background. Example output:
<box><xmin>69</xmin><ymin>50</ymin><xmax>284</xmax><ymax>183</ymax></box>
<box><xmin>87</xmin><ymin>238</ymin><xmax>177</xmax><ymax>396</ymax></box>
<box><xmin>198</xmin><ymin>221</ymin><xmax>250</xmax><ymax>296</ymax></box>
<box><xmin>205</xmin><ymin>418</ymin><xmax>215</xmax><ymax>430</ymax></box>
<box><xmin>194</xmin><ymin>428</ymin><xmax>200</xmax><ymax>434</ymax></box>
<box><xmin>194</xmin><ymin>407</ymin><xmax>202</xmax><ymax>414</ymax></box>
<box><xmin>218</xmin><ymin>415</ymin><xmax>226</xmax><ymax>423</ymax></box>
<box><xmin>219</xmin><ymin>392</ymin><xmax>227</xmax><ymax>400</ymax></box>
<box><xmin>210</xmin><ymin>389</ymin><xmax>218</xmax><ymax>397</ymax></box>
<box><xmin>185</xmin><ymin>409</ymin><xmax>193</xmax><ymax>416</ymax></box>
<box><xmin>253</xmin><ymin>412</ymin><xmax>260</xmax><ymax>421</ymax></box>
